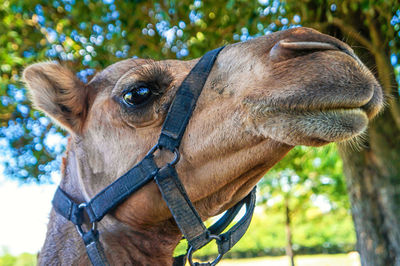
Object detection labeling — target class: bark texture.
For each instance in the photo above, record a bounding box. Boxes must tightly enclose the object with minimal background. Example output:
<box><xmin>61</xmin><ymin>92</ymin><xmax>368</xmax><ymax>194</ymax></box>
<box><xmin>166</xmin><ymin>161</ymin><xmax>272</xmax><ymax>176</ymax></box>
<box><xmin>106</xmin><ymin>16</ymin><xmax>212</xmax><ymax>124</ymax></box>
<box><xmin>339</xmin><ymin>108</ymin><xmax>400</xmax><ymax>266</ymax></box>
<box><xmin>334</xmin><ymin>22</ymin><xmax>400</xmax><ymax>266</ymax></box>
<box><xmin>285</xmin><ymin>196</ymin><xmax>295</xmax><ymax>266</ymax></box>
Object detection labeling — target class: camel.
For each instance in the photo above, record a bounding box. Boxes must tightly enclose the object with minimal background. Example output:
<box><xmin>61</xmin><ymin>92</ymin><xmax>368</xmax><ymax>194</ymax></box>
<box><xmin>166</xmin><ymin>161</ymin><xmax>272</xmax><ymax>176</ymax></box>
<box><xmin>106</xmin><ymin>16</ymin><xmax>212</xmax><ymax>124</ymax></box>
<box><xmin>23</xmin><ymin>27</ymin><xmax>383</xmax><ymax>265</ymax></box>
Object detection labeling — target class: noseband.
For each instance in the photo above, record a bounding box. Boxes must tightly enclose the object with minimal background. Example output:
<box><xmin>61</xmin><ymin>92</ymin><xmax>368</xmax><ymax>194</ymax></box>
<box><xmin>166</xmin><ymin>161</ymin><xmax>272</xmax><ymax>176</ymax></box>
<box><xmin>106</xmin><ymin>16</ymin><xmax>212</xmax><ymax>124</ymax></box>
<box><xmin>52</xmin><ymin>47</ymin><xmax>256</xmax><ymax>266</ymax></box>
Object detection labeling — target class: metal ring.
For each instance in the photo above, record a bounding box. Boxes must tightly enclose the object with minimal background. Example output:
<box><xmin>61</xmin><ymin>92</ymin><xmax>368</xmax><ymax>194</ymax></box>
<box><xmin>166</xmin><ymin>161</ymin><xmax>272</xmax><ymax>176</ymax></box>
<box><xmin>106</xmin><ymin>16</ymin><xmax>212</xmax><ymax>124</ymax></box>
<box><xmin>75</xmin><ymin>224</ymin><xmax>84</xmax><ymax>237</ymax></box>
<box><xmin>146</xmin><ymin>144</ymin><xmax>160</xmax><ymax>157</ymax></box>
<box><xmin>169</xmin><ymin>148</ymin><xmax>180</xmax><ymax>167</ymax></box>
<box><xmin>147</xmin><ymin>144</ymin><xmax>181</xmax><ymax>167</ymax></box>
<box><xmin>92</xmin><ymin>221</ymin><xmax>98</xmax><ymax>231</ymax></box>
<box><xmin>208</xmin><ymin>234</ymin><xmax>221</xmax><ymax>241</ymax></box>
<box><xmin>75</xmin><ymin>203</ymin><xmax>98</xmax><ymax>237</ymax></box>
<box><xmin>78</xmin><ymin>202</ymin><xmax>87</xmax><ymax>209</ymax></box>
<box><xmin>187</xmin><ymin>234</ymin><xmax>223</xmax><ymax>266</ymax></box>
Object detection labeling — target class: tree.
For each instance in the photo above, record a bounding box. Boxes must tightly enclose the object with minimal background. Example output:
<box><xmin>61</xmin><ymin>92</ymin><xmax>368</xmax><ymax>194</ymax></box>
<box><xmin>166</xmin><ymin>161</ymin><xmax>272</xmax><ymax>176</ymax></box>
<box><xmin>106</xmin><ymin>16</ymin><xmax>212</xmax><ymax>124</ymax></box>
<box><xmin>1</xmin><ymin>0</ymin><xmax>399</xmax><ymax>264</ymax></box>
<box><xmin>260</xmin><ymin>144</ymin><xmax>350</xmax><ymax>265</ymax></box>
<box><xmin>282</xmin><ymin>1</ymin><xmax>400</xmax><ymax>265</ymax></box>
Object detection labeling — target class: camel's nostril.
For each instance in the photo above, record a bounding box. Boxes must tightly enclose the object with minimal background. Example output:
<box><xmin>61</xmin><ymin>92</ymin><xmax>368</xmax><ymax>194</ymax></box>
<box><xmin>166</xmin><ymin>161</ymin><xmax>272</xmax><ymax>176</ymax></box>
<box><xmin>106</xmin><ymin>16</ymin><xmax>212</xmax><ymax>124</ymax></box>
<box><xmin>270</xmin><ymin>40</ymin><xmax>340</xmax><ymax>62</ymax></box>
<box><xmin>279</xmin><ymin>41</ymin><xmax>339</xmax><ymax>51</ymax></box>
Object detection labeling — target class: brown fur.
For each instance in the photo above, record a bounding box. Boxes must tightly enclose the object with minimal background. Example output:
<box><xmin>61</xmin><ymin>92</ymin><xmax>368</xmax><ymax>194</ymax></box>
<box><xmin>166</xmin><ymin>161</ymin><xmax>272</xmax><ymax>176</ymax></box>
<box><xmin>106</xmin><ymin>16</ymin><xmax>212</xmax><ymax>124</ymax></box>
<box><xmin>23</xmin><ymin>28</ymin><xmax>383</xmax><ymax>265</ymax></box>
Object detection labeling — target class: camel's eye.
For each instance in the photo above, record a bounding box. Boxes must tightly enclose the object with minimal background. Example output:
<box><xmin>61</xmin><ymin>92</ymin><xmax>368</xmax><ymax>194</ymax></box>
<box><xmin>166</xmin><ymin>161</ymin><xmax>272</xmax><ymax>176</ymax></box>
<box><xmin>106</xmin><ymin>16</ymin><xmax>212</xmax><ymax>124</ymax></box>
<box><xmin>123</xmin><ymin>87</ymin><xmax>152</xmax><ymax>106</ymax></box>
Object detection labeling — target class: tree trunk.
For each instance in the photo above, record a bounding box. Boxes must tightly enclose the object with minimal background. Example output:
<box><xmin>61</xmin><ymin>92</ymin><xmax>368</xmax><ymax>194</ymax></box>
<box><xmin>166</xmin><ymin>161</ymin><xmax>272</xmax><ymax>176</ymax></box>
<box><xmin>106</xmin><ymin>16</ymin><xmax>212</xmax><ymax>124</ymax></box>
<box><xmin>311</xmin><ymin>8</ymin><xmax>400</xmax><ymax>265</ymax></box>
<box><xmin>285</xmin><ymin>196</ymin><xmax>295</xmax><ymax>266</ymax></box>
<box><xmin>335</xmin><ymin>18</ymin><xmax>400</xmax><ymax>265</ymax></box>
<box><xmin>338</xmin><ymin>107</ymin><xmax>400</xmax><ymax>266</ymax></box>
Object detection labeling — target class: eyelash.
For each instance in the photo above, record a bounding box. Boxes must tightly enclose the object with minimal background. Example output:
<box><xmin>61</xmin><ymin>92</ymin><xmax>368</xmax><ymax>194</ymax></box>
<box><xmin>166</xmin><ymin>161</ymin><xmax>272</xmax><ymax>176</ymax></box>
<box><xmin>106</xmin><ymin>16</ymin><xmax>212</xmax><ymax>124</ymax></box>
<box><xmin>133</xmin><ymin>63</ymin><xmax>173</xmax><ymax>93</ymax></box>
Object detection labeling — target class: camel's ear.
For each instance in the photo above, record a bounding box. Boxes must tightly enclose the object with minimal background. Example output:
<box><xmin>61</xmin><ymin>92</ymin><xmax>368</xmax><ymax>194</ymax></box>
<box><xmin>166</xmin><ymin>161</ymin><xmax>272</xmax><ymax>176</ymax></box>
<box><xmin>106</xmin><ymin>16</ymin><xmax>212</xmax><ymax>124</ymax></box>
<box><xmin>23</xmin><ymin>62</ymin><xmax>90</xmax><ymax>133</ymax></box>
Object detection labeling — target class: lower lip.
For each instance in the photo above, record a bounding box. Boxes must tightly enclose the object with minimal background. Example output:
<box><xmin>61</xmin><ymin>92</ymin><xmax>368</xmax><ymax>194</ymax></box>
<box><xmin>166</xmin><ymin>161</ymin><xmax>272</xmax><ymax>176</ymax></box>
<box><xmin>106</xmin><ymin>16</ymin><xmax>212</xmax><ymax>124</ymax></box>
<box><xmin>313</xmin><ymin>108</ymin><xmax>368</xmax><ymax>139</ymax></box>
<box><xmin>318</xmin><ymin>108</ymin><xmax>365</xmax><ymax>115</ymax></box>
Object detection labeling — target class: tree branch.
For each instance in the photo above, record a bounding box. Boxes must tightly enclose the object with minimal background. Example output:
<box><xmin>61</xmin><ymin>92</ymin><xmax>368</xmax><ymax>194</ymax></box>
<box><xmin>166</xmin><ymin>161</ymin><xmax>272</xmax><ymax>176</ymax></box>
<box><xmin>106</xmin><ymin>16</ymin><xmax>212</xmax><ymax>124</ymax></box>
<box><xmin>330</xmin><ymin>17</ymin><xmax>376</xmax><ymax>53</ymax></box>
<box><xmin>365</xmin><ymin>13</ymin><xmax>400</xmax><ymax>130</ymax></box>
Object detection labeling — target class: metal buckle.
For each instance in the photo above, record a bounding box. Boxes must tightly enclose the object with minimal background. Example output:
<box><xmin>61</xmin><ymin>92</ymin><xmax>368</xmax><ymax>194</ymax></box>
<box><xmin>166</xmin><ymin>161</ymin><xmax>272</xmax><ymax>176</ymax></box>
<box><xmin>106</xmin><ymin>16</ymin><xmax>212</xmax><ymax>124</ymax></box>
<box><xmin>187</xmin><ymin>234</ymin><xmax>223</xmax><ymax>266</ymax></box>
<box><xmin>75</xmin><ymin>203</ymin><xmax>98</xmax><ymax>237</ymax></box>
<box><xmin>147</xmin><ymin>144</ymin><xmax>180</xmax><ymax>167</ymax></box>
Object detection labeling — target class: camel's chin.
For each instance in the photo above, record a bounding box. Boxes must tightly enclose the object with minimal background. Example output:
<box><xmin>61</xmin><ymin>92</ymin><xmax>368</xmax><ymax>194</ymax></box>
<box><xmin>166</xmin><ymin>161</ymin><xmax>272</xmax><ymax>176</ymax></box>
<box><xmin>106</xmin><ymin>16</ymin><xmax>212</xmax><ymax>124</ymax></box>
<box><xmin>251</xmin><ymin>108</ymin><xmax>368</xmax><ymax>147</ymax></box>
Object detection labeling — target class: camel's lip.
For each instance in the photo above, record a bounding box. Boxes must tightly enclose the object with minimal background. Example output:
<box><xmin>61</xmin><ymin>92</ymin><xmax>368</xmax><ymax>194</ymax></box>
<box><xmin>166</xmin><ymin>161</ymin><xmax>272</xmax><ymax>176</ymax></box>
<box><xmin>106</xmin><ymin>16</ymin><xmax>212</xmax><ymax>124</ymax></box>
<box><xmin>296</xmin><ymin>106</ymin><xmax>369</xmax><ymax>116</ymax></box>
<box><xmin>306</xmin><ymin>108</ymin><xmax>369</xmax><ymax>142</ymax></box>
<box><xmin>251</xmin><ymin>106</ymin><xmax>368</xmax><ymax>116</ymax></box>
<box><xmin>290</xmin><ymin>95</ymin><xmax>380</xmax><ymax>119</ymax></box>
<box><xmin>248</xmin><ymin>105</ymin><xmax>369</xmax><ymax>145</ymax></box>
<box><xmin>304</xmin><ymin>107</ymin><xmax>367</xmax><ymax>118</ymax></box>
<box><xmin>245</xmin><ymin>91</ymin><xmax>381</xmax><ymax>120</ymax></box>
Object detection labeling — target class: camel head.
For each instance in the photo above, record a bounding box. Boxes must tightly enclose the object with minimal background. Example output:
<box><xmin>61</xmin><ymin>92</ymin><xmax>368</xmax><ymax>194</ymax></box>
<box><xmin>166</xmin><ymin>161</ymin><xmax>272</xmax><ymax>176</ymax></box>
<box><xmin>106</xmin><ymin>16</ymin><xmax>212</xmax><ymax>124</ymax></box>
<box><xmin>24</xmin><ymin>27</ymin><xmax>382</xmax><ymax>262</ymax></box>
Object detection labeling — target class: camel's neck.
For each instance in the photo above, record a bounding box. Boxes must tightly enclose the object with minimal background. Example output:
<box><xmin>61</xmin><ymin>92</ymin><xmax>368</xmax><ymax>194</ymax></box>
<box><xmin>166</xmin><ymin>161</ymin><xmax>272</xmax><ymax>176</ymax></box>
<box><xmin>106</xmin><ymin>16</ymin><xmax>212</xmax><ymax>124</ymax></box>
<box><xmin>38</xmin><ymin>139</ymin><xmax>181</xmax><ymax>265</ymax></box>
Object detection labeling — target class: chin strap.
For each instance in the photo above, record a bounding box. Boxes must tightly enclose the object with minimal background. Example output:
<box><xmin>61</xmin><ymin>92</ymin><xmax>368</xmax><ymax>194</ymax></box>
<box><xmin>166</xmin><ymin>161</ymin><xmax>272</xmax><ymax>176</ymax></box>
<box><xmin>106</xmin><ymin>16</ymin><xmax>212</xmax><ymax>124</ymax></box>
<box><xmin>170</xmin><ymin>185</ymin><xmax>257</xmax><ymax>266</ymax></box>
<box><xmin>51</xmin><ymin>46</ymin><xmax>257</xmax><ymax>266</ymax></box>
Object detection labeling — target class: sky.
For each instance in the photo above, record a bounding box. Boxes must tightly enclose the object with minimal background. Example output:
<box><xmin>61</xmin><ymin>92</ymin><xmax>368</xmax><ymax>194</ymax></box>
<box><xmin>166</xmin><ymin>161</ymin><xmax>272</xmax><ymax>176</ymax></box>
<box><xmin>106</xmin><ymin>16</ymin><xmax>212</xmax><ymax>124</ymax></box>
<box><xmin>0</xmin><ymin>170</ymin><xmax>58</xmax><ymax>255</ymax></box>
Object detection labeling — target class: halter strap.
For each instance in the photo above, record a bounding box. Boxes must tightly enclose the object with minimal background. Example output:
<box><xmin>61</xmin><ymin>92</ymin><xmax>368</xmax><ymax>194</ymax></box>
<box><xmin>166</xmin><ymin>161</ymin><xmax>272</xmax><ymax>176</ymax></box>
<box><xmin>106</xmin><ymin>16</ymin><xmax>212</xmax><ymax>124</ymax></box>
<box><xmin>158</xmin><ymin>46</ymin><xmax>224</xmax><ymax>151</ymax></box>
<box><xmin>51</xmin><ymin>46</ymin><xmax>257</xmax><ymax>266</ymax></box>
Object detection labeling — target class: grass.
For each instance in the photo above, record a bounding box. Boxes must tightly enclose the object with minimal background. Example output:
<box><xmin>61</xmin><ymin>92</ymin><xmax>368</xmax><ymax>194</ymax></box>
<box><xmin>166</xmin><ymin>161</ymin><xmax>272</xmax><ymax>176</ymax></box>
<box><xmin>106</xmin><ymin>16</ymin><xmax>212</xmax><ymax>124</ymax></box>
<box><xmin>216</xmin><ymin>253</ymin><xmax>361</xmax><ymax>266</ymax></box>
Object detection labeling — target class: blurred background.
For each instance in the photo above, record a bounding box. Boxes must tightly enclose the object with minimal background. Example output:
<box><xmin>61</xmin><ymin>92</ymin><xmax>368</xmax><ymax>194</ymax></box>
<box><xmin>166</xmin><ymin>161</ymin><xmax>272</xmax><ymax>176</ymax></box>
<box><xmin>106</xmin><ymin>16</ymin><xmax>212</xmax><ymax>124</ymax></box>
<box><xmin>0</xmin><ymin>0</ymin><xmax>399</xmax><ymax>265</ymax></box>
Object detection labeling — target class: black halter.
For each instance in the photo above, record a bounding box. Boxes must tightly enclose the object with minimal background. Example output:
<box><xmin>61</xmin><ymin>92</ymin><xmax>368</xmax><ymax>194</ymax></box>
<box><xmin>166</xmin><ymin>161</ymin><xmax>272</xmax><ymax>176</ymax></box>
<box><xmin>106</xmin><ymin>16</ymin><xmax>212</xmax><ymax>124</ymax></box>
<box><xmin>52</xmin><ymin>46</ymin><xmax>256</xmax><ymax>266</ymax></box>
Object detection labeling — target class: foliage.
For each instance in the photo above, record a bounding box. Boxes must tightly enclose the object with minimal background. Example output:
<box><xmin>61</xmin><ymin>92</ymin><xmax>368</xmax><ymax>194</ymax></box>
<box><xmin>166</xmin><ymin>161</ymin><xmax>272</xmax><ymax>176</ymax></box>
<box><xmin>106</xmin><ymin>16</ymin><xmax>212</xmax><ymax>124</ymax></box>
<box><xmin>255</xmin><ymin>144</ymin><xmax>354</xmax><ymax>260</ymax></box>
<box><xmin>0</xmin><ymin>252</ymin><xmax>36</xmax><ymax>266</ymax></box>
<box><xmin>260</xmin><ymin>144</ymin><xmax>348</xmax><ymax>211</ymax></box>
<box><xmin>284</xmin><ymin>0</ymin><xmax>400</xmax><ymax>50</ymax></box>
<box><xmin>174</xmin><ymin>202</ymin><xmax>355</xmax><ymax>259</ymax></box>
